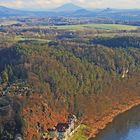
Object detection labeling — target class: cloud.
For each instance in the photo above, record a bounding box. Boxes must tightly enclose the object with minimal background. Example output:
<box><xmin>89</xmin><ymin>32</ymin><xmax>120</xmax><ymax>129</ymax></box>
<box><xmin>84</xmin><ymin>0</ymin><xmax>140</xmax><ymax>9</ymax></box>
<box><xmin>0</xmin><ymin>0</ymin><xmax>139</xmax><ymax>10</ymax></box>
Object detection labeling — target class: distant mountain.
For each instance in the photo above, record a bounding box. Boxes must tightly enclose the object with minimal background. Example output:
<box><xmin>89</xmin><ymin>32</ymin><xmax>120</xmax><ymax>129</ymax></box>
<box><xmin>94</xmin><ymin>8</ymin><xmax>140</xmax><ymax>20</ymax></box>
<box><xmin>0</xmin><ymin>6</ymin><xmax>34</xmax><ymax>17</ymax></box>
<box><xmin>0</xmin><ymin>5</ymin><xmax>140</xmax><ymax>21</ymax></box>
<box><xmin>0</xmin><ymin>6</ymin><xmax>23</xmax><ymax>16</ymax></box>
<box><xmin>0</xmin><ymin>6</ymin><xmax>54</xmax><ymax>17</ymax></box>
<box><xmin>0</xmin><ymin>6</ymin><xmax>51</xmax><ymax>17</ymax></box>
<box><xmin>53</xmin><ymin>3</ymin><xmax>83</xmax><ymax>12</ymax></box>
<box><xmin>71</xmin><ymin>9</ymin><xmax>93</xmax><ymax>17</ymax></box>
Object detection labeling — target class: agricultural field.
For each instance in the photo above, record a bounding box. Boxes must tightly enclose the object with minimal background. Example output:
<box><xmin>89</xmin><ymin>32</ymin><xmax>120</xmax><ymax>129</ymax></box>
<box><xmin>0</xmin><ymin>20</ymin><xmax>21</xmax><ymax>26</ymax></box>
<box><xmin>15</xmin><ymin>36</ymin><xmax>49</xmax><ymax>44</ymax></box>
<box><xmin>18</xmin><ymin>23</ymin><xmax>139</xmax><ymax>32</ymax></box>
<box><xmin>37</xmin><ymin>24</ymin><xmax>139</xmax><ymax>31</ymax></box>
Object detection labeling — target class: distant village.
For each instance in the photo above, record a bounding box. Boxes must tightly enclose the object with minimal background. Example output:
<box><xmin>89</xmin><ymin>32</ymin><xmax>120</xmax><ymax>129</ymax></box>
<box><xmin>41</xmin><ymin>114</ymin><xmax>78</xmax><ymax>140</ymax></box>
<box><xmin>0</xmin><ymin>81</ymin><xmax>33</xmax><ymax>97</ymax></box>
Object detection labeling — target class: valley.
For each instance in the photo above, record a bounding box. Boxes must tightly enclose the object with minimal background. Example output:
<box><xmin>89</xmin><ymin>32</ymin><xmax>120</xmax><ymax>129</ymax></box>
<box><xmin>0</xmin><ymin>4</ymin><xmax>140</xmax><ymax>139</ymax></box>
<box><xmin>0</xmin><ymin>21</ymin><xmax>140</xmax><ymax>140</ymax></box>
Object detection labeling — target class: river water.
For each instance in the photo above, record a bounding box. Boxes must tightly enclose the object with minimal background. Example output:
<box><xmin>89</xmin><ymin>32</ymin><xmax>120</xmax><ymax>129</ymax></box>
<box><xmin>91</xmin><ymin>105</ymin><xmax>140</xmax><ymax>140</ymax></box>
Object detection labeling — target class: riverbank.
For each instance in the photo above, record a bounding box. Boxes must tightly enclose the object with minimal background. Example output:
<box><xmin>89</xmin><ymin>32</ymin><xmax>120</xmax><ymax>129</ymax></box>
<box><xmin>88</xmin><ymin>97</ymin><xmax>140</xmax><ymax>139</ymax></box>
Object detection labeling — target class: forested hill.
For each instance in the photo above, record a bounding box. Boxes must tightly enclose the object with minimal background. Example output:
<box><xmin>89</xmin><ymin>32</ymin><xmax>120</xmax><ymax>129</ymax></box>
<box><xmin>0</xmin><ymin>27</ymin><xmax>140</xmax><ymax>139</ymax></box>
<box><xmin>0</xmin><ymin>38</ymin><xmax>140</xmax><ymax>95</ymax></box>
<box><xmin>0</xmin><ymin>30</ymin><xmax>140</xmax><ymax>103</ymax></box>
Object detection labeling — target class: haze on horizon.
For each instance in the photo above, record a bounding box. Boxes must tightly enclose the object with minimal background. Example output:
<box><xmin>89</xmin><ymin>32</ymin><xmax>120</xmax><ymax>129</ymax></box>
<box><xmin>0</xmin><ymin>0</ymin><xmax>140</xmax><ymax>11</ymax></box>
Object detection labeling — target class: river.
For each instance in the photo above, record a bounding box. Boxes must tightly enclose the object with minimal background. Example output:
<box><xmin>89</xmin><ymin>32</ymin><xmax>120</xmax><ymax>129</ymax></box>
<box><xmin>91</xmin><ymin>105</ymin><xmax>140</xmax><ymax>140</ymax></box>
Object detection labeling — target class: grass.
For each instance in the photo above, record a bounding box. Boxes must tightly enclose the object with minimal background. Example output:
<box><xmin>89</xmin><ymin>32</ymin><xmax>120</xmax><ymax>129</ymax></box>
<box><xmin>0</xmin><ymin>20</ymin><xmax>21</xmax><ymax>25</ymax></box>
<box><xmin>20</xmin><ymin>23</ymin><xmax>138</xmax><ymax>32</ymax></box>
<box><xmin>54</xmin><ymin>24</ymin><xmax>138</xmax><ymax>31</ymax></box>
<box><xmin>29</xmin><ymin>24</ymin><xmax>138</xmax><ymax>31</ymax></box>
<box><xmin>23</xmin><ymin>24</ymin><xmax>138</xmax><ymax>31</ymax></box>
<box><xmin>71</xmin><ymin>124</ymin><xmax>88</xmax><ymax>140</ymax></box>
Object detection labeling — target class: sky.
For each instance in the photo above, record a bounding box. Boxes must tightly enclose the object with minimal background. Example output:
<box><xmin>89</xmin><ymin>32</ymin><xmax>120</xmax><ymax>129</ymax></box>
<box><xmin>0</xmin><ymin>0</ymin><xmax>140</xmax><ymax>10</ymax></box>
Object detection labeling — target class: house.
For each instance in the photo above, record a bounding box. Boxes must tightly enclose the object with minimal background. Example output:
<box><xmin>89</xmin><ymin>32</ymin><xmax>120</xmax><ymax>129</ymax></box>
<box><xmin>56</xmin><ymin>123</ymin><xmax>69</xmax><ymax>140</ymax></box>
<box><xmin>67</xmin><ymin>121</ymin><xmax>74</xmax><ymax>134</ymax></box>
<box><xmin>68</xmin><ymin>114</ymin><xmax>77</xmax><ymax>123</ymax></box>
<box><xmin>56</xmin><ymin>115</ymin><xmax>77</xmax><ymax>140</ymax></box>
<box><xmin>47</xmin><ymin>127</ymin><xmax>58</xmax><ymax>140</ymax></box>
<box><xmin>46</xmin><ymin>114</ymin><xmax>77</xmax><ymax>140</ymax></box>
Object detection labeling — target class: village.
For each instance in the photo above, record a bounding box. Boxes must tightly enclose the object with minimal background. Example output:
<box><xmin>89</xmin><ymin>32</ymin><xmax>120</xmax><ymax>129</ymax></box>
<box><xmin>41</xmin><ymin>114</ymin><xmax>78</xmax><ymax>140</ymax></box>
<box><xmin>0</xmin><ymin>81</ymin><xmax>33</xmax><ymax>97</ymax></box>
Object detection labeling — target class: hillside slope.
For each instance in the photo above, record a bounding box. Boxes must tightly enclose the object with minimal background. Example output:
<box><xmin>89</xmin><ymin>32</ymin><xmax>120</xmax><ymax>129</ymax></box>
<box><xmin>0</xmin><ymin>31</ymin><xmax>140</xmax><ymax>139</ymax></box>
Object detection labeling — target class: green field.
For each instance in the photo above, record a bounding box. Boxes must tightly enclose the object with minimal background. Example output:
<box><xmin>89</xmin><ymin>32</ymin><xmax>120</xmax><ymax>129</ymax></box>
<box><xmin>15</xmin><ymin>36</ymin><xmax>49</xmax><ymax>43</ymax></box>
<box><xmin>46</xmin><ymin>24</ymin><xmax>138</xmax><ymax>31</ymax></box>
<box><xmin>0</xmin><ymin>20</ymin><xmax>21</xmax><ymax>26</ymax></box>
<box><xmin>22</xmin><ymin>24</ymin><xmax>138</xmax><ymax>31</ymax></box>
<box><xmin>71</xmin><ymin>125</ymin><xmax>88</xmax><ymax>140</ymax></box>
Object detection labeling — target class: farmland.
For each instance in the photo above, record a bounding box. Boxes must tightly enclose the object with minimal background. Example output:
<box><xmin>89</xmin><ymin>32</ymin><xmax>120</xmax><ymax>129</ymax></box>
<box><xmin>14</xmin><ymin>23</ymin><xmax>139</xmax><ymax>31</ymax></box>
<box><xmin>38</xmin><ymin>24</ymin><xmax>138</xmax><ymax>31</ymax></box>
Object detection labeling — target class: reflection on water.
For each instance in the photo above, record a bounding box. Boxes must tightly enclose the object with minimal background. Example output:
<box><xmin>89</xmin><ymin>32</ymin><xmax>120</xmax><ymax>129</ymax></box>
<box><xmin>91</xmin><ymin>105</ymin><xmax>140</xmax><ymax>140</ymax></box>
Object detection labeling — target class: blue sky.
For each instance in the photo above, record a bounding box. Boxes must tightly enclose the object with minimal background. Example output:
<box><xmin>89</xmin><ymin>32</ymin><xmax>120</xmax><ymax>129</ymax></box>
<box><xmin>0</xmin><ymin>0</ymin><xmax>140</xmax><ymax>10</ymax></box>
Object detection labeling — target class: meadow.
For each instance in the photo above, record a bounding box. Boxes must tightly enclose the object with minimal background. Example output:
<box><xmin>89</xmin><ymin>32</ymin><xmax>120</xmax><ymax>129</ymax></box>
<box><xmin>45</xmin><ymin>24</ymin><xmax>138</xmax><ymax>31</ymax></box>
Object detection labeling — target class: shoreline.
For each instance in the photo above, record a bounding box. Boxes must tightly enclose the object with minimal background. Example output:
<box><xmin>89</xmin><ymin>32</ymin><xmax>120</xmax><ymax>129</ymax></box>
<box><xmin>88</xmin><ymin>97</ymin><xmax>140</xmax><ymax>139</ymax></box>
